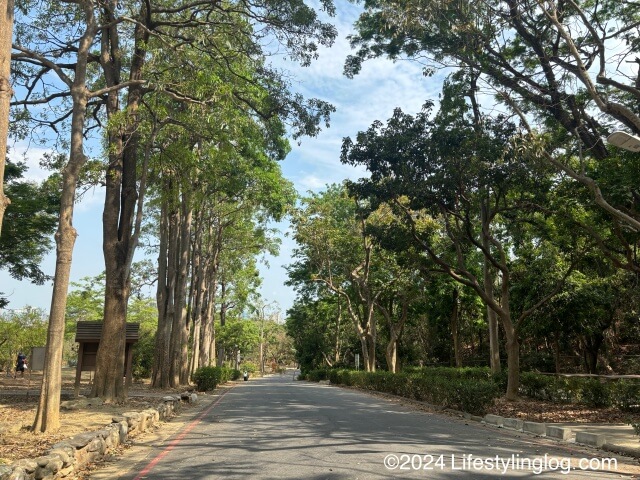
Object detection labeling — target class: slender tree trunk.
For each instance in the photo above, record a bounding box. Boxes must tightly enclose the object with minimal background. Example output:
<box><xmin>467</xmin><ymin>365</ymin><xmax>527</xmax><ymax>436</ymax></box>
<box><xmin>500</xmin><ymin>285</ymin><xmax>519</xmax><ymax>400</ymax></box>
<box><xmin>505</xmin><ymin>331</ymin><xmax>520</xmax><ymax>399</ymax></box>
<box><xmin>378</xmin><ymin>297</ymin><xmax>408</xmax><ymax>374</ymax></box>
<box><xmin>217</xmin><ymin>281</ymin><xmax>228</xmax><ymax>367</ymax></box>
<box><xmin>190</xmin><ymin>217</ymin><xmax>207</xmax><ymax>372</ymax></box>
<box><xmin>358</xmin><ymin>335</ymin><xmax>369</xmax><ymax>371</ymax></box>
<box><xmin>386</xmin><ymin>337</ymin><xmax>397</xmax><ymax>373</ymax></box>
<box><xmin>33</xmin><ymin>2</ymin><xmax>96</xmax><ymax>432</ymax></box>
<box><xmin>365</xmin><ymin>332</ymin><xmax>376</xmax><ymax>372</ymax></box>
<box><xmin>482</xmin><ymin>203</ymin><xmax>500</xmax><ymax>374</ymax></box>
<box><xmin>199</xmin><ymin>229</ymin><xmax>219</xmax><ymax>368</ymax></box>
<box><xmin>450</xmin><ymin>288</ymin><xmax>462</xmax><ymax>368</ymax></box>
<box><xmin>152</xmin><ymin>193</ymin><xmax>178</xmax><ymax>388</ymax></box>
<box><xmin>177</xmin><ymin>196</ymin><xmax>192</xmax><ymax>385</ymax></box>
<box><xmin>334</xmin><ymin>301</ymin><xmax>342</xmax><ymax>364</ymax></box>
<box><xmin>152</xmin><ymin>197</ymin><xmax>170</xmax><ymax>387</ymax></box>
<box><xmin>581</xmin><ymin>334</ymin><xmax>603</xmax><ymax>374</ymax></box>
<box><xmin>206</xmin><ymin>264</ymin><xmax>218</xmax><ymax>365</ymax></box>
<box><xmin>554</xmin><ymin>332</ymin><xmax>561</xmax><ymax>374</ymax></box>
<box><xmin>0</xmin><ymin>0</ymin><xmax>14</xmax><ymax>235</ymax></box>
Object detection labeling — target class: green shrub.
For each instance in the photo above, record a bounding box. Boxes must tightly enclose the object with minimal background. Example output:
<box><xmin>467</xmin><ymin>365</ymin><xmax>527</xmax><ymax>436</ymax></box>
<box><xmin>307</xmin><ymin>369</ymin><xmax>329</xmax><ymax>381</ymax></box>
<box><xmin>317</xmin><ymin>368</ymin><xmax>500</xmax><ymax>415</ymax></box>
<box><xmin>518</xmin><ymin>373</ymin><xmax>579</xmax><ymax>403</ymax></box>
<box><xmin>613</xmin><ymin>381</ymin><xmax>640</xmax><ymax>412</ymax></box>
<box><xmin>231</xmin><ymin>369</ymin><xmax>242</xmax><ymax>381</ymax></box>
<box><xmin>191</xmin><ymin>366</ymin><xmax>236</xmax><ymax>391</ymax></box>
<box><xmin>240</xmin><ymin>362</ymin><xmax>258</xmax><ymax>374</ymax></box>
<box><xmin>192</xmin><ymin>366</ymin><xmax>219</xmax><ymax>391</ymax></box>
<box><xmin>580</xmin><ymin>379</ymin><xmax>612</xmax><ymax>408</ymax></box>
<box><xmin>454</xmin><ymin>379</ymin><xmax>501</xmax><ymax>415</ymax></box>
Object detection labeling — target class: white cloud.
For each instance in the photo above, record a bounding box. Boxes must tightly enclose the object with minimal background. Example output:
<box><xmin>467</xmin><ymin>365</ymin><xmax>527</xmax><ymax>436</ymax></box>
<box><xmin>7</xmin><ymin>144</ymin><xmax>53</xmax><ymax>182</ymax></box>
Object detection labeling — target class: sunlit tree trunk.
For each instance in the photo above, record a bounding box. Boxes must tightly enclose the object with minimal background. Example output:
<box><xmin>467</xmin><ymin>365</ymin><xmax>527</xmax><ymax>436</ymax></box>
<box><xmin>34</xmin><ymin>1</ymin><xmax>97</xmax><ymax>431</ymax></box>
<box><xmin>0</xmin><ymin>0</ymin><xmax>13</xmax><ymax>235</ymax></box>
<box><xmin>93</xmin><ymin>2</ymin><xmax>149</xmax><ymax>402</ymax></box>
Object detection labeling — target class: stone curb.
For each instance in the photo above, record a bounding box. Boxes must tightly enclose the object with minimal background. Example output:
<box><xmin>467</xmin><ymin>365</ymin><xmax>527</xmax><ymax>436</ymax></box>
<box><xmin>0</xmin><ymin>394</ymin><xmax>197</xmax><ymax>480</ymax></box>
<box><xmin>481</xmin><ymin>414</ymin><xmax>640</xmax><ymax>459</ymax></box>
<box><xmin>575</xmin><ymin>431</ymin><xmax>606</xmax><ymax>447</ymax></box>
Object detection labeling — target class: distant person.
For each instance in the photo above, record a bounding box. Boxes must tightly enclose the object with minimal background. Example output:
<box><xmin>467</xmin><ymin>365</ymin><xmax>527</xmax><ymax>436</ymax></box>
<box><xmin>14</xmin><ymin>352</ymin><xmax>27</xmax><ymax>378</ymax></box>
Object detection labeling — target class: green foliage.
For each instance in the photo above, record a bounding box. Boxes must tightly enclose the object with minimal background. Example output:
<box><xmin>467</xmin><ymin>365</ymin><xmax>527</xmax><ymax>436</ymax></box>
<box><xmin>129</xmin><ymin>298</ymin><xmax>158</xmax><ymax>380</ymax></box>
<box><xmin>518</xmin><ymin>373</ymin><xmax>578</xmax><ymax>403</ymax></box>
<box><xmin>191</xmin><ymin>366</ymin><xmax>238</xmax><ymax>391</ymax></box>
<box><xmin>0</xmin><ymin>307</ymin><xmax>48</xmax><ymax>371</ymax></box>
<box><xmin>306</xmin><ymin>369</ymin><xmax>329</xmax><ymax>382</ymax></box>
<box><xmin>519</xmin><ymin>373</ymin><xmax>640</xmax><ymax>410</ymax></box>
<box><xmin>613</xmin><ymin>382</ymin><xmax>640</xmax><ymax>413</ymax></box>
<box><xmin>218</xmin><ymin>319</ymin><xmax>260</xmax><ymax>356</ymax></box>
<box><xmin>580</xmin><ymin>379</ymin><xmax>612</xmax><ymax>408</ymax></box>
<box><xmin>240</xmin><ymin>362</ymin><xmax>258</xmax><ymax>374</ymax></box>
<box><xmin>0</xmin><ymin>160</ymin><xmax>60</xmax><ymax>307</ymax></box>
<box><xmin>309</xmin><ymin>368</ymin><xmax>500</xmax><ymax>415</ymax></box>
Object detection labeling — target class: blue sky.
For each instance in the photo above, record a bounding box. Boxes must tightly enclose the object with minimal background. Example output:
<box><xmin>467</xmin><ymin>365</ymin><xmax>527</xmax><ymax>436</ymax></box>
<box><xmin>0</xmin><ymin>3</ymin><xmax>447</xmax><ymax>316</ymax></box>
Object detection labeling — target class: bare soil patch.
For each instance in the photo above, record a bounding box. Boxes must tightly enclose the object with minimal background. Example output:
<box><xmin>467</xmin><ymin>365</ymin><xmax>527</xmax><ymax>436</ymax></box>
<box><xmin>0</xmin><ymin>368</ymin><xmax>197</xmax><ymax>466</ymax></box>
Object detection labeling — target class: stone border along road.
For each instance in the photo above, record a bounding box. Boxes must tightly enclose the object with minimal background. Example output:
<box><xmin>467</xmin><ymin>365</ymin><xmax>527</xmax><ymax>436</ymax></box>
<box><xmin>0</xmin><ymin>391</ymin><xmax>203</xmax><ymax>480</ymax></box>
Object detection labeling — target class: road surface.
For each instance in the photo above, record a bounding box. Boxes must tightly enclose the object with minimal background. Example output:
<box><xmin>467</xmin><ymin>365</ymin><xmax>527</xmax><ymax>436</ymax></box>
<box><xmin>97</xmin><ymin>373</ymin><xmax>640</xmax><ymax>479</ymax></box>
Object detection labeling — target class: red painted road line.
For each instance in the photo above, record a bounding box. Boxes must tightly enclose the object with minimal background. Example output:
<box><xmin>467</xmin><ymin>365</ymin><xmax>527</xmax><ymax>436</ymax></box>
<box><xmin>133</xmin><ymin>387</ymin><xmax>234</xmax><ymax>480</ymax></box>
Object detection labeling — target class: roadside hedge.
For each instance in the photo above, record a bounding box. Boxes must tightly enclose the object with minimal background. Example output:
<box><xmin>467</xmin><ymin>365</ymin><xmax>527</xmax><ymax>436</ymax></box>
<box><xmin>519</xmin><ymin>373</ymin><xmax>640</xmax><ymax>411</ymax></box>
<box><xmin>191</xmin><ymin>366</ymin><xmax>241</xmax><ymax>391</ymax></box>
<box><xmin>304</xmin><ymin>367</ymin><xmax>640</xmax><ymax>414</ymax></box>
<box><xmin>306</xmin><ymin>368</ymin><xmax>499</xmax><ymax>415</ymax></box>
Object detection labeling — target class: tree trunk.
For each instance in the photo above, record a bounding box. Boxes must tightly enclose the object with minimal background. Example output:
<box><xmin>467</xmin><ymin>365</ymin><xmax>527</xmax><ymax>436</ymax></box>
<box><xmin>334</xmin><ymin>301</ymin><xmax>342</xmax><ymax>364</ymax></box>
<box><xmin>33</xmin><ymin>1</ymin><xmax>96</xmax><ymax>432</ymax></box>
<box><xmin>500</xmin><ymin>286</ymin><xmax>519</xmax><ymax>400</ymax></box>
<box><xmin>174</xmin><ymin>195</ymin><xmax>192</xmax><ymax>385</ymax></box>
<box><xmin>217</xmin><ymin>281</ymin><xmax>228</xmax><ymax>367</ymax></box>
<box><xmin>365</xmin><ymin>332</ymin><xmax>376</xmax><ymax>372</ymax></box>
<box><xmin>200</xmin><ymin>227</ymin><xmax>220</xmax><ymax>368</ymax></box>
<box><xmin>189</xmin><ymin>222</ymin><xmax>205</xmax><ymax>372</ymax></box>
<box><xmin>152</xmin><ymin>195</ymin><xmax>178</xmax><ymax>388</ymax></box>
<box><xmin>581</xmin><ymin>334</ymin><xmax>603</xmax><ymax>374</ymax></box>
<box><xmin>358</xmin><ymin>335</ymin><xmax>369</xmax><ymax>371</ymax></box>
<box><xmin>93</xmin><ymin>3</ymin><xmax>149</xmax><ymax>401</ymax></box>
<box><xmin>0</xmin><ymin>0</ymin><xmax>14</xmax><ymax>235</ymax></box>
<box><xmin>385</xmin><ymin>337</ymin><xmax>397</xmax><ymax>373</ymax></box>
<box><xmin>450</xmin><ymin>288</ymin><xmax>462</xmax><ymax>368</ymax></box>
<box><xmin>505</xmin><ymin>332</ymin><xmax>520</xmax><ymax>400</ymax></box>
<box><xmin>152</xmin><ymin>197</ymin><xmax>170</xmax><ymax>387</ymax></box>
<box><xmin>482</xmin><ymin>203</ymin><xmax>500</xmax><ymax>374</ymax></box>
<box><xmin>554</xmin><ymin>332</ymin><xmax>561</xmax><ymax>374</ymax></box>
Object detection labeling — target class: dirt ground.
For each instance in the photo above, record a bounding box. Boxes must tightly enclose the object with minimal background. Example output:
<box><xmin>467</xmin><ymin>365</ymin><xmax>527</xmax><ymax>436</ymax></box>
<box><xmin>0</xmin><ymin>368</ymin><xmax>197</xmax><ymax>466</ymax></box>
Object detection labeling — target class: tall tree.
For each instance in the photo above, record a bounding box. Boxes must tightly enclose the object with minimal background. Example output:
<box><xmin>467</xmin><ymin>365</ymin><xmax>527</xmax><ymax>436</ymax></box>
<box><xmin>92</xmin><ymin>0</ymin><xmax>335</xmax><ymax>401</ymax></box>
<box><xmin>0</xmin><ymin>0</ymin><xmax>13</xmax><ymax>235</ymax></box>
<box><xmin>12</xmin><ymin>0</ymin><xmax>112</xmax><ymax>432</ymax></box>
<box><xmin>342</xmin><ymin>87</ymin><xmax>578</xmax><ymax>398</ymax></box>
<box><xmin>346</xmin><ymin>0</ymin><xmax>640</xmax><ymax>237</ymax></box>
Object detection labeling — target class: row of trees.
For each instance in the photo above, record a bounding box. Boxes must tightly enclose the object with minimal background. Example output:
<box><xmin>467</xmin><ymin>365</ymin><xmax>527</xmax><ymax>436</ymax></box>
<box><xmin>64</xmin><ymin>272</ymin><xmax>293</xmax><ymax>380</ymax></box>
<box><xmin>287</xmin><ymin>0</ymin><xmax>640</xmax><ymax>400</ymax></box>
<box><xmin>2</xmin><ymin>0</ymin><xmax>337</xmax><ymax>432</ymax></box>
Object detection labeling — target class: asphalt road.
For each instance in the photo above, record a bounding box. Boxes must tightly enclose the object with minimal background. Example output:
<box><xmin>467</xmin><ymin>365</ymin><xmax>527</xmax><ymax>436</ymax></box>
<box><xmin>106</xmin><ymin>373</ymin><xmax>640</xmax><ymax>479</ymax></box>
